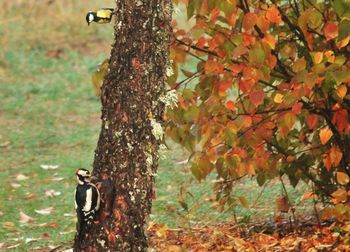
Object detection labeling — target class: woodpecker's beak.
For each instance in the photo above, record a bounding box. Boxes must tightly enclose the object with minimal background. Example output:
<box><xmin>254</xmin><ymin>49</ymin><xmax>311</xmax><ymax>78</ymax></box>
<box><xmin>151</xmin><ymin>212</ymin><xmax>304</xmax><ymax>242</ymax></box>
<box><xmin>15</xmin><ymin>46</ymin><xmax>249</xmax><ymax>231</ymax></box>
<box><xmin>91</xmin><ymin>175</ymin><xmax>98</xmax><ymax>180</ymax></box>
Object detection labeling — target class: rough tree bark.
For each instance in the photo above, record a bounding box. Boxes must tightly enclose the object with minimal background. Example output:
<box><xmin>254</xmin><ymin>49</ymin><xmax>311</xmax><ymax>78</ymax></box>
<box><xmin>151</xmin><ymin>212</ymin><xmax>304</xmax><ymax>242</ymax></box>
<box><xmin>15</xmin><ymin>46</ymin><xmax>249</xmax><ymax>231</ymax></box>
<box><xmin>74</xmin><ymin>0</ymin><xmax>172</xmax><ymax>251</ymax></box>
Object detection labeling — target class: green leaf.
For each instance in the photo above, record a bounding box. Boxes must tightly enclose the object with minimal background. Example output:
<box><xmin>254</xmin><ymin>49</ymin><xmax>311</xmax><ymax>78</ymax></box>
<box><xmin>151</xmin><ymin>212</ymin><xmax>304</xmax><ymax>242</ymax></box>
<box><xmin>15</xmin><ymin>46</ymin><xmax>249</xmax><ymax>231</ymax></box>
<box><xmin>248</xmin><ymin>44</ymin><xmax>266</xmax><ymax>65</ymax></box>
<box><xmin>339</xmin><ymin>19</ymin><xmax>350</xmax><ymax>40</ymax></box>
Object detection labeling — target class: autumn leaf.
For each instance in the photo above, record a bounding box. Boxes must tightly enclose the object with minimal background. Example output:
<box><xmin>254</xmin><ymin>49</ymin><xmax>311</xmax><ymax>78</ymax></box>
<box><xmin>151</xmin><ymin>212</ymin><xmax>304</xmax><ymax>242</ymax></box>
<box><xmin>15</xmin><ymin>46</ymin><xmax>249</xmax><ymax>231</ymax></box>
<box><xmin>35</xmin><ymin>207</ymin><xmax>54</xmax><ymax>215</ymax></box>
<box><xmin>330</xmin><ymin>146</ymin><xmax>343</xmax><ymax>167</ymax></box>
<box><xmin>266</xmin><ymin>5</ymin><xmax>281</xmax><ymax>24</ymax></box>
<box><xmin>249</xmin><ymin>90</ymin><xmax>265</xmax><ymax>107</ymax></box>
<box><xmin>292</xmin><ymin>57</ymin><xmax>306</xmax><ymax>72</ymax></box>
<box><xmin>319</xmin><ymin>127</ymin><xmax>333</xmax><ymax>145</ymax></box>
<box><xmin>19</xmin><ymin>211</ymin><xmax>34</xmax><ymax>224</ymax></box>
<box><xmin>225</xmin><ymin>101</ymin><xmax>235</xmax><ymax>110</ymax></box>
<box><xmin>274</xmin><ymin>93</ymin><xmax>284</xmax><ymax>103</ymax></box>
<box><xmin>242</xmin><ymin>12</ymin><xmax>258</xmax><ymax>31</ymax></box>
<box><xmin>336</xmin><ymin>85</ymin><xmax>347</xmax><ymax>99</ymax></box>
<box><xmin>336</xmin><ymin>172</ymin><xmax>349</xmax><ymax>185</ymax></box>
<box><xmin>40</xmin><ymin>164</ymin><xmax>59</xmax><ymax>170</ymax></box>
<box><xmin>204</xmin><ymin>59</ymin><xmax>224</xmax><ymax>74</ymax></box>
<box><xmin>312</xmin><ymin>52</ymin><xmax>323</xmax><ymax>64</ymax></box>
<box><xmin>331</xmin><ymin>189</ymin><xmax>347</xmax><ymax>202</ymax></box>
<box><xmin>306</xmin><ymin>114</ymin><xmax>318</xmax><ymax>129</ymax></box>
<box><xmin>324</xmin><ymin>22</ymin><xmax>339</xmax><ymax>40</ymax></box>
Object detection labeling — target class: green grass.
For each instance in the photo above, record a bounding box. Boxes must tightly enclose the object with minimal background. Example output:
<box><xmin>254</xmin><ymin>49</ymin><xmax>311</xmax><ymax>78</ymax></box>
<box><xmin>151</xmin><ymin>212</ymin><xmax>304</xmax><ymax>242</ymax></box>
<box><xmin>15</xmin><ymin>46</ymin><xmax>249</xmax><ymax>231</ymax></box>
<box><xmin>0</xmin><ymin>1</ymin><xmax>313</xmax><ymax>251</ymax></box>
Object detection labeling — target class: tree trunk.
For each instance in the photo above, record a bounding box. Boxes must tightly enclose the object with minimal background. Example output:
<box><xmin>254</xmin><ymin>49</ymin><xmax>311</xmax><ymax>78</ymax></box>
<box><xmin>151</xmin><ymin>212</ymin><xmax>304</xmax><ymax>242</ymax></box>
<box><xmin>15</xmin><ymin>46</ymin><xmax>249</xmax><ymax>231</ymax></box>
<box><xmin>74</xmin><ymin>1</ymin><xmax>171</xmax><ymax>251</ymax></box>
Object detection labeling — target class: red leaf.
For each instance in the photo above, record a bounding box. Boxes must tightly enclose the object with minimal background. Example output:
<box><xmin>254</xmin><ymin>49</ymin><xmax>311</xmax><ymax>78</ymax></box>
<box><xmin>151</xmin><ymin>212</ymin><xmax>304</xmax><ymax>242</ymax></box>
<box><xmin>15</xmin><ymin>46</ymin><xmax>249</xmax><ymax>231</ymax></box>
<box><xmin>324</xmin><ymin>22</ymin><xmax>339</xmax><ymax>40</ymax></box>
<box><xmin>225</xmin><ymin>101</ymin><xmax>235</xmax><ymax>110</ymax></box>
<box><xmin>210</xmin><ymin>7</ymin><xmax>220</xmax><ymax>21</ymax></box>
<box><xmin>332</xmin><ymin>109</ymin><xmax>349</xmax><ymax>133</ymax></box>
<box><xmin>196</xmin><ymin>37</ymin><xmax>206</xmax><ymax>48</ymax></box>
<box><xmin>239</xmin><ymin>79</ymin><xmax>255</xmax><ymax>94</ymax></box>
<box><xmin>218</xmin><ymin>80</ymin><xmax>232</xmax><ymax>92</ymax></box>
<box><xmin>306</xmin><ymin>114</ymin><xmax>318</xmax><ymax>129</ymax></box>
<box><xmin>291</xmin><ymin>102</ymin><xmax>303</xmax><ymax>114</ymax></box>
<box><xmin>249</xmin><ymin>90</ymin><xmax>265</xmax><ymax>107</ymax></box>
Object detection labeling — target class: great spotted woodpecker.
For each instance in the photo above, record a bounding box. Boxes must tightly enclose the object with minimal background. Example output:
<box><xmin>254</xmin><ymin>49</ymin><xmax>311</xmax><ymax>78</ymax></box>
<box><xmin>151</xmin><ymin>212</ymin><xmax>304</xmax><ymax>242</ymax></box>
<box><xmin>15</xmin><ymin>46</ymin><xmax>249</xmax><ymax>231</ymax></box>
<box><xmin>75</xmin><ymin>168</ymin><xmax>100</xmax><ymax>236</ymax></box>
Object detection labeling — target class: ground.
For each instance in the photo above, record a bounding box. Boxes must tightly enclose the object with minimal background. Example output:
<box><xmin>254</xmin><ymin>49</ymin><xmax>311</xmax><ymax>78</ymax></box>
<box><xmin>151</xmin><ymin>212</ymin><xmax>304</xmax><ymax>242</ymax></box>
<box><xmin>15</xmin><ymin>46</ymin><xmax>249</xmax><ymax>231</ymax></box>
<box><xmin>0</xmin><ymin>1</ymin><xmax>345</xmax><ymax>251</ymax></box>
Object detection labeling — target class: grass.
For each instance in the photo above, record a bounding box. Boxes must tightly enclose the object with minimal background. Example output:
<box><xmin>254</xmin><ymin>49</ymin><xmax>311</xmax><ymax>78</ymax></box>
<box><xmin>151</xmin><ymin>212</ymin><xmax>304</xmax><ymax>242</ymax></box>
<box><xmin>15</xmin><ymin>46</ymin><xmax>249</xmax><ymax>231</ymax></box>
<box><xmin>0</xmin><ymin>1</ymin><xmax>312</xmax><ymax>251</ymax></box>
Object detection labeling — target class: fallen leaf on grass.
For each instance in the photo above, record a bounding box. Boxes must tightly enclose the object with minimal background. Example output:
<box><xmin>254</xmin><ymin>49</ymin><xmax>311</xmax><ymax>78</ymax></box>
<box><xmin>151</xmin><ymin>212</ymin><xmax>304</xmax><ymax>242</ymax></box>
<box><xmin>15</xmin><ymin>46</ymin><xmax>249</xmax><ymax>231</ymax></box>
<box><xmin>46</xmin><ymin>222</ymin><xmax>59</xmax><ymax>228</ymax></box>
<box><xmin>20</xmin><ymin>211</ymin><xmax>34</xmax><ymax>224</ymax></box>
<box><xmin>35</xmin><ymin>207</ymin><xmax>54</xmax><ymax>215</ymax></box>
<box><xmin>0</xmin><ymin>243</ymin><xmax>3</xmax><ymax>249</ymax></box>
<box><xmin>25</xmin><ymin>192</ymin><xmax>37</xmax><ymax>200</ymax></box>
<box><xmin>40</xmin><ymin>164</ymin><xmax>59</xmax><ymax>170</ymax></box>
<box><xmin>3</xmin><ymin>222</ymin><xmax>16</xmax><ymax>231</ymax></box>
<box><xmin>6</xmin><ymin>243</ymin><xmax>20</xmax><ymax>249</ymax></box>
<box><xmin>25</xmin><ymin>238</ymin><xmax>39</xmax><ymax>243</ymax></box>
<box><xmin>50</xmin><ymin>177</ymin><xmax>64</xmax><ymax>181</ymax></box>
<box><xmin>15</xmin><ymin>174</ymin><xmax>29</xmax><ymax>181</ymax></box>
<box><xmin>0</xmin><ymin>210</ymin><xmax>3</xmax><ymax>216</ymax></box>
<box><xmin>9</xmin><ymin>183</ymin><xmax>21</xmax><ymax>189</ymax></box>
<box><xmin>45</xmin><ymin>190</ymin><xmax>61</xmax><ymax>197</ymax></box>
<box><xmin>0</xmin><ymin>140</ymin><xmax>10</xmax><ymax>147</ymax></box>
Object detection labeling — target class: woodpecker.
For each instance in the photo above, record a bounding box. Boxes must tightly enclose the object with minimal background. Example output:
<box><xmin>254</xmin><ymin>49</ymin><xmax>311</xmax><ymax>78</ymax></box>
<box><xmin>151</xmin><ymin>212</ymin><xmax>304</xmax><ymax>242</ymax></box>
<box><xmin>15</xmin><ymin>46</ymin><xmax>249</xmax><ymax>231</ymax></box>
<box><xmin>75</xmin><ymin>168</ymin><xmax>100</xmax><ymax>236</ymax></box>
<box><xmin>86</xmin><ymin>8</ymin><xmax>114</xmax><ymax>25</ymax></box>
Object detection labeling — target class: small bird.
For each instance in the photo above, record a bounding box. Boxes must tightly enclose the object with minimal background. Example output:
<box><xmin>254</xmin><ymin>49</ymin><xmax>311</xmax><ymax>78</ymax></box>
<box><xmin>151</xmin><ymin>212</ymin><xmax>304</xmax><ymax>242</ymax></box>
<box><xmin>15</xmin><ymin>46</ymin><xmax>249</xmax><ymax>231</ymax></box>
<box><xmin>86</xmin><ymin>8</ymin><xmax>114</xmax><ymax>25</ymax></box>
<box><xmin>74</xmin><ymin>168</ymin><xmax>100</xmax><ymax>237</ymax></box>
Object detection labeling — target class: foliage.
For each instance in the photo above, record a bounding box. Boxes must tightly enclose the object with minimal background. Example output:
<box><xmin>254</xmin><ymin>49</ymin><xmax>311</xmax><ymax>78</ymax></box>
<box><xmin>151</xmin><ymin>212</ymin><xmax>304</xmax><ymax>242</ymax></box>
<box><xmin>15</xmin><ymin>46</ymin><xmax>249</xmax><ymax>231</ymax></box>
<box><xmin>167</xmin><ymin>0</ymin><xmax>350</xmax><ymax>214</ymax></box>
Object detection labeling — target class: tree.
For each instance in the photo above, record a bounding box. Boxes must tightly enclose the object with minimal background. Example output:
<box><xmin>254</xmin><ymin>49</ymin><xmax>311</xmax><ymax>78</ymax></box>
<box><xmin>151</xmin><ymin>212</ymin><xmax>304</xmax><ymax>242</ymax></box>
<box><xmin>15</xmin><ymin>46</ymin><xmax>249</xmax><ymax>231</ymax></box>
<box><xmin>168</xmin><ymin>0</ymin><xmax>350</xmax><ymax>211</ymax></box>
<box><xmin>74</xmin><ymin>1</ymin><xmax>172</xmax><ymax>251</ymax></box>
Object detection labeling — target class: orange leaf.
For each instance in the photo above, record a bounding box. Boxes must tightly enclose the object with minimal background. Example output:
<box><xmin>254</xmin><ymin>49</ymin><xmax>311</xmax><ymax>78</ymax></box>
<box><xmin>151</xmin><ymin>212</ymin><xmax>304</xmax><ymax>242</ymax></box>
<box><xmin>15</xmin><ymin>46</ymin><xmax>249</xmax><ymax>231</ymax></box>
<box><xmin>324</xmin><ymin>22</ymin><xmax>339</xmax><ymax>41</ymax></box>
<box><xmin>263</xmin><ymin>34</ymin><xmax>276</xmax><ymax>49</ymax></box>
<box><xmin>249</xmin><ymin>90</ymin><xmax>265</xmax><ymax>107</ymax></box>
<box><xmin>336</xmin><ymin>172</ymin><xmax>349</xmax><ymax>185</ymax></box>
<box><xmin>313</xmin><ymin>52</ymin><xmax>323</xmax><ymax>64</ymax></box>
<box><xmin>302</xmin><ymin>192</ymin><xmax>315</xmax><ymax>201</ymax></box>
<box><xmin>306</xmin><ymin>114</ymin><xmax>318</xmax><ymax>129</ymax></box>
<box><xmin>331</xmin><ymin>189</ymin><xmax>348</xmax><ymax>202</ymax></box>
<box><xmin>242</xmin><ymin>12</ymin><xmax>258</xmax><ymax>31</ymax></box>
<box><xmin>330</xmin><ymin>146</ymin><xmax>343</xmax><ymax>167</ymax></box>
<box><xmin>336</xmin><ymin>35</ymin><xmax>350</xmax><ymax>49</ymax></box>
<box><xmin>225</xmin><ymin>101</ymin><xmax>235</xmax><ymax>110</ymax></box>
<box><xmin>204</xmin><ymin>59</ymin><xmax>224</xmax><ymax>74</ymax></box>
<box><xmin>319</xmin><ymin>127</ymin><xmax>333</xmax><ymax>145</ymax></box>
<box><xmin>266</xmin><ymin>5</ymin><xmax>281</xmax><ymax>24</ymax></box>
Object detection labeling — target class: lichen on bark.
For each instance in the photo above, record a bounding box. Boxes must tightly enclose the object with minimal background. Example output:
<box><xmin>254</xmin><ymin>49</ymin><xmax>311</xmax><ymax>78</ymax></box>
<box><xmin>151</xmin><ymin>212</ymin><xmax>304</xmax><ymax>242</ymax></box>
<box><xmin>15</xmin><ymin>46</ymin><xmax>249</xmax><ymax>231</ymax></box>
<box><xmin>73</xmin><ymin>1</ymin><xmax>172</xmax><ymax>251</ymax></box>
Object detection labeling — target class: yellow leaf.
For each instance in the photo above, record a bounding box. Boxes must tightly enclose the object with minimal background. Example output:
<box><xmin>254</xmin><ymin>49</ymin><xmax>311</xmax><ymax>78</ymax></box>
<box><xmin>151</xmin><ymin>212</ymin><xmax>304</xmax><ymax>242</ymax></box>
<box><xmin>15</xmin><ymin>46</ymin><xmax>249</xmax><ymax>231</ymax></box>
<box><xmin>336</xmin><ymin>84</ymin><xmax>347</xmax><ymax>99</ymax></box>
<box><xmin>331</xmin><ymin>188</ymin><xmax>348</xmax><ymax>202</ymax></box>
<box><xmin>274</xmin><ymin>93</ymin><xmax>284</xmax><ymax>103</ymax></box>
<box><xmin>313</xmin><ymin>52</ymin><xmax>323</xmax><ymax>64</ymax></box>
<box><xmin>336</xmin><ymin>35</ymin><xmax>350</xmax><ymax>49</ymax></box>
<box><xmin>324</xmin><ymin>50</ymin><xmax>335</xmax><ymax>63</ymax></box>
<box><xmin>336</xmin><ymin>172</ymin><xmax>349</xmax><ymax>185</ymax></box>
<box><xmin>319</xmin><ymin>127</ymin><xmax>333</xmax><ymax>145</ymax></box>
